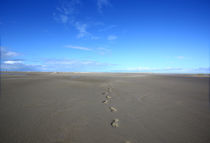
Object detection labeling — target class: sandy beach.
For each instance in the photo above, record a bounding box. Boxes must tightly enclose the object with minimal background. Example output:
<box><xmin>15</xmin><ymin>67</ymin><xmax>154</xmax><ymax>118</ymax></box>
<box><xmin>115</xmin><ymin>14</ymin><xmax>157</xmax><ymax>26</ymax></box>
<box><xmin>0</xmin><ymin>72</ymin><xmax>209</xmax><ymax>143</ymax></box>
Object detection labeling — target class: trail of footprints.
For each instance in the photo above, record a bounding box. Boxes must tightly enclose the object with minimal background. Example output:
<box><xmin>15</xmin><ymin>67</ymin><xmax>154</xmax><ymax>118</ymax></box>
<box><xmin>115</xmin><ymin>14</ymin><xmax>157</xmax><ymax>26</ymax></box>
<box><xmin>101</xmin><ymin>87</ymin><xmax>119</xmax><ymax>127</ymax></box>
<box><xmin>101</xmin><ymin>87</ymin><xmax>130</xmax><ymax>143</ymax></box>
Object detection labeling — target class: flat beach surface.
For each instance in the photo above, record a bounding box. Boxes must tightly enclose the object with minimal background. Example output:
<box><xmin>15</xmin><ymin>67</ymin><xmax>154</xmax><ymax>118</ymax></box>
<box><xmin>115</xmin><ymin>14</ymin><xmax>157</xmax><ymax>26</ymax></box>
<box><xmin>0</xmin><ymin>72</ymin><xmax>210</xmax><ymax>143</ymax></box>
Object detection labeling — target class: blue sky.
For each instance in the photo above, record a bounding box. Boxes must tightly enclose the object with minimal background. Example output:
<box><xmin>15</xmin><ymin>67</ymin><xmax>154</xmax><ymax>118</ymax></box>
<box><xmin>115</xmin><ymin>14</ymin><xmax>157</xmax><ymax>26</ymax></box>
<box><xmin>0</xmin><ymin>0</ymin><xmax>209</xmax><ymax>73</ymax></box>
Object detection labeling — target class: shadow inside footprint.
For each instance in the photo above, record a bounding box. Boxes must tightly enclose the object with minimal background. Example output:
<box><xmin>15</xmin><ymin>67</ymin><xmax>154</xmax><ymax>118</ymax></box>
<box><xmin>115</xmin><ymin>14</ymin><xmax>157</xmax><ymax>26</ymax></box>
<box><xmin>111</xmin><ymin>118</ymin><xmax>119</xmax><ymax>128</ymax></box>
<box><xmin>102</xmin><ymin>100</ymin><xmax>108</xmax><ymax>104</ymax></box>
<box><xmin>106</xmin><ymin>95</ymin><xmax>112</xmax><ymax>99</ymax></box>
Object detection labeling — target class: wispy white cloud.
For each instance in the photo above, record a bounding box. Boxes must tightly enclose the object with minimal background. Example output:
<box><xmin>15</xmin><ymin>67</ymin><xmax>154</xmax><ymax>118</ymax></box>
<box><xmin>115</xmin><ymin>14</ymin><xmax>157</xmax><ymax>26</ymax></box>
<box><xmin>0</xmin><ymin>46</ymin><xmax>113</xmax><ymax>72</ymax></box>
<box><xmin>0</xmin><ymin>47</ymin><xmax>19</xmax><ymax>58</ymax></box>
<box><xmin>75</xmin><ymin>22</ymin><xmax>89</xmax><ymax>38</ymax></box>
<box><xmin>42</xmin><ymin>59</ymin><xmax>114</xmax><ymax>72</ymax></box>
<box><xmin>97</xmin><ymin>0</ymin><xmax>111</xmax><ymax>13</ymax></box>
<box><xmin>53</xmin><ymin>0</ymin><xmax>80</xmax><ymax>24</ymax></box>
<box><xmin>98</xmin><ymin>25</ymin><xmax>117</xmax><ymax>32</ymax></box>
<box><xmin>54</xmin><ymin>0</ymin><xmax>100</xmax><ymax>39</ymax></box>
<box><xmin>4</xmin><ymin>51</ymin><xmax>19</xmax><ymax>57</ymax></box>
<box><xmin>3</xmin><ymin>60</ymin><xmax>23</xmax><ymax>64</ymax></box>
<box><xmin>108</xmin><ymin>35</ymin><xmax>117</xmax><ymax>40</ymax></box>
<box><xmin>54</xmin><ymin>0</ymin><xmax>88</xmax><ymax>38</ymax></box>
<box><xmin>0</xmin><ymin>47</ymin><xmax>45</xmax><ymax>72</ymax></box>
<box><xmin>126</xmin><ymin>67</ymin><xmax>185</xmax><ymax>72</ymax></box>
<box><xmin>1</xmin><ymin>58</ymin><xmax>115</xmax><ymax>72</ymax></box>
<box><xmin>65</xmin><ymin>45</ymin><xmax>111</xmax><ymax>55</ymax></box>
<box><xmin>54</xmin><ymin>0</ymin><xmax>114</xmax><ymax>39</ymax></box>
<box><xmin>97</xmin><ymin>47</ymin><xmax>110</xmax><ymax>55</ymax></box>
<box><xmin>1</xmin><ymin>61</ymin><xmax>44</xmax><ymax>72</ymax></box>
<box><xmin>65</xmin><ymin>45</ymin><xmax>91</xmax><ymax>51</ymax></box>
<box><xmin>91</xmin><ymin>36</ymin><xmax>100</xmax><ymax>40</ymax></box>
<box><xmin>121</xmin><ymin>66</ymin><xmax>210</xmax><ymax>73</ymax></box>
<box><xmin>60</xmin><ymin>14</ymin><xmax>69</xmax><ymax>23</ymax></box>
<box><xmin>45</xmin><ymin>59</ymin><xmax>107</xmax><ymax>65</ymax></box>
<box><xmin>176</xmin><ymin>56</ymin><xmax>185</xmax><ymax>59</ymax></box>
<box><xmin>75</xmin><ymin>22</ymin><xmax>100</xmax><ymax>39</ymax></box>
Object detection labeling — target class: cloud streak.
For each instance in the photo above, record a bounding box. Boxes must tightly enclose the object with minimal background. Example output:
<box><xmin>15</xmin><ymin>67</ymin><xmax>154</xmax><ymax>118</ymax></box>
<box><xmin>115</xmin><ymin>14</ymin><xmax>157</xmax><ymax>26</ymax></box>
<box><xmin>53</xmin><ymin>0</ymin><xmax>90</xmax><ymax>38</ymax></box>
<box><xmin>0</xmin><ymin>47</ymin><xmax>19</xmax><ymax>59</ymax></box>
<box><xmin>98</xmin><ymin>25</ymin><xmax>117</xmax><ymax>32</ymax></box>
<box><xmin>54</xmin><ymin>0</ymin><xmax>99</xmax><ymax>39</ymax></box>
<box><xmin>1</xmin><ymin>62</ymin><xmax>44</xmax><ymax>72</ymax></box>
<box><xmin>1</xmin><ymin>58</ymin><xmax>114</xmax><ymax>72</ymax></box>
<box><xmin>54</xmin><ymin>0</ymin><xmax>114</xmax><ymax>39</ymax></box>
<box><xmin>65</xmin><ymin>45</ymin><xmax>111</xmax><ymax>55</ymax></box>
<box><xmin>97</xmin><ymin>47</ymin><xmax>110</xmax><ymax>55</ymax></box>
<box><xmin>75</xmin><ymin>22</ymin><xmax>89</xmax><ymax>38</ymax></box>
<box><xmin>53</xmin><ymin>0</ymin><xmax>80</xmax><ymax>24</ymax></box>
<box><xmin>121</xmin><ymin>66</ymin><xmax>210</xmax><ymax>73</ymax></box>
<box><xmin>97</xmin><ymin>0</ymin><xmax>111</xmax><ymax>13</ymax></box>
<box><xmin>65</xmin><ymin>45</ymin><xmax>91</xmax><ymax>51</ymax></box>
<box><xmin>176</xmin><ymin>56</ymin><xmax>185</xmax><ymax>60</ymax></box>
<box><xmin>41</xmin><ymin>59</ymin><xmax>114</xmax><ymax>72</ymax></box>
<box><xmin>108</xmin><ymin>35</ymin><xmax>117</xmax><ymax>40</ymax></box>
<box><xmin>3</xmin><ymin>60</ymin><xmax>23</xmax><ymax>64</ymax></box>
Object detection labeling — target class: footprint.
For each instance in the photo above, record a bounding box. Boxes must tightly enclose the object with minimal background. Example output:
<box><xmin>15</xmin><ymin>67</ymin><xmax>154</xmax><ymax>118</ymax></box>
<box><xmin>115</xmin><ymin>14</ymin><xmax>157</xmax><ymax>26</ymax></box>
<box><xmin>102</xmin><ymin>91</ymin><xmax>108</xmax><ymax>95</ymax></box>
<box><xmin>102</xmin><ymin>100</ymin><xmax>108</xmax><ymax>104</ymax></box>
<box><xmin>106</xmin><ymin>95</ymin><xmax>112</xmax><ymax>99</ymax></box>
<box><xmin>111</xmin><ymin>118</ymin><xmax>119</xmax><ymax>128</ymax></box>
<box><xmin>107</xmin><ymin>87</ymin><xmax>112</xmax><ymax>93</ymax></box>
<box><xmin>109</xmin><ymin>106</ymin><xmax>117</xmax><ymax>112</ymax></box>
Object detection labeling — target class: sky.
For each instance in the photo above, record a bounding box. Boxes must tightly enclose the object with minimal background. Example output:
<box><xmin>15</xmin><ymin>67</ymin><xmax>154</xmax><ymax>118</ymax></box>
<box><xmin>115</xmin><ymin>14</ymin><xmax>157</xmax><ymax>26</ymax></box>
<box><xmin>0</xmin><ymin>0</ymin><xmax>209</xmax><ymax>73</ymax></box>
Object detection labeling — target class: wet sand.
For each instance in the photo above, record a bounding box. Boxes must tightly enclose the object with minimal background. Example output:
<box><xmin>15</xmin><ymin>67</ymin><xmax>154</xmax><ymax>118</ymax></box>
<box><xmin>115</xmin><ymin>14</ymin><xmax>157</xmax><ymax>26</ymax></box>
<box><xmin>0</xmin><ymin>72</ymin><xmax>210</xmax><ymax>143</ymax></box>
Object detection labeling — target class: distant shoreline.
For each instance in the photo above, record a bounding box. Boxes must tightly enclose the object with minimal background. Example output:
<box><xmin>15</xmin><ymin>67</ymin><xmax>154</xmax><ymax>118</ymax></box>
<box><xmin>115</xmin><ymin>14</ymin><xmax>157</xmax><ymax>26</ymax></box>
<box><xmin>0</xmin><ymin>71</ymin><xmax>209</xmax><ymax>77</ymax></box>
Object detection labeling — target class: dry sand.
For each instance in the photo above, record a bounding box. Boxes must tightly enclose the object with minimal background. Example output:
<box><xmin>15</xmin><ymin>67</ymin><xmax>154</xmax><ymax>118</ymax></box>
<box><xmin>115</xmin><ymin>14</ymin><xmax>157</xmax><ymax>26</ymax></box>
<box><xmin>0</xmin><ymin>72</ymin><xmax>210</xmax><ymax>143</ymax></box>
